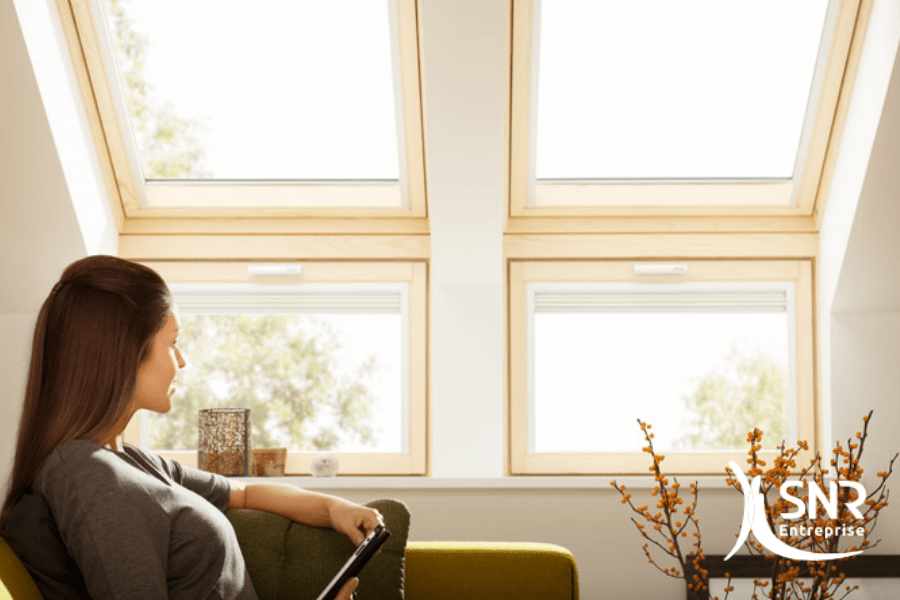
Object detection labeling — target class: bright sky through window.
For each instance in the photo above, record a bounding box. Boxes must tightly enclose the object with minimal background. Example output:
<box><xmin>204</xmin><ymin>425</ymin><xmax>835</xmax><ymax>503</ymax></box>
<box><xmin>103</xmin><ymin>0</ymin><xmax>401</xmax><ymax>181</ymax></box>
<box><xmin>533</xmin><ymin>311</ymin><xmax>790</xmax><ymax>453</ymax></box>
<box><xmin>535</xmin><ymin>0</ymin><xmax>830</xmax><ymax>180</ymax></box>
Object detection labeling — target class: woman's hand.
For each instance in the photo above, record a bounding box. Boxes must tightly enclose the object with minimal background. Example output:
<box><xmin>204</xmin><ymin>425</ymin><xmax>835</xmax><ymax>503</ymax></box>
<box><xmin>336</xmin><ymin>577</ymin><xmax>359</xmax><ymax>600</ymax></box>
<box><xmin>329</xmin><ymin>499</ymin><xmax>383</xmax><ymax>546</ymax></box>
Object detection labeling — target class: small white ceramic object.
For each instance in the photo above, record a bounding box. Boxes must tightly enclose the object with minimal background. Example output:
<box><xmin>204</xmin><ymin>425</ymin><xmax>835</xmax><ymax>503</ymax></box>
<box><xmin>310</xmin><ymin>454</ymin><xmax>339</xmax><ymax>477</ymax></box>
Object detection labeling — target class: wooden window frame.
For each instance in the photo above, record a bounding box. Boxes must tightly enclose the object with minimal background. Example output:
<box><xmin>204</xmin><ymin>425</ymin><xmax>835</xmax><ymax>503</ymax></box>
<box><xmin>123</xmin><ymin>260</ymin><xmax>429</xmax><ymax>476</ymax></box>
<box><xmin>508</xmin><ymin>0</ymin><xmax>871</xmax><ymax>221</ymax></box>
<box><xmin>56</xmin><ymin>0</ymin><xmax>428</xmax><ymax>234</ymax></box>
<box><xmin>508</xmin><ymin>258</ymin><xmax>817</xmax><ymax>475</ymax></box>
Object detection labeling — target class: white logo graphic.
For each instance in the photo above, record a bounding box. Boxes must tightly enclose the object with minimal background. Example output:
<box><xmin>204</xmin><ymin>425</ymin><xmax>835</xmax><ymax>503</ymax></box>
<box><xmin>725</xmin><ymin>461</ymin><xmax>865</xmax><ymax>561</ymax></box>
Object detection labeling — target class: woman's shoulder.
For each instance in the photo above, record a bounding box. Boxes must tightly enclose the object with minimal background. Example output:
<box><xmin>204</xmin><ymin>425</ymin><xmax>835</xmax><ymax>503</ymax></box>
<box><xmin>47</xmin><ymin>440</ymin><xmax>157</xmax><ymax>468</ymax></box>
<box><xmin>43</xmin><ymin>440</ymin><xmax>115</xmax><ymax>471</ymax></box>
<box><xmin>36</xmin><ymin>440</ymin><xmax>152</xmax><ymax>497</ymax></box>
<box><xmin>34</xmin><ymin>440</ymin><xmax>172</xmax><ymax>518</ymax></box>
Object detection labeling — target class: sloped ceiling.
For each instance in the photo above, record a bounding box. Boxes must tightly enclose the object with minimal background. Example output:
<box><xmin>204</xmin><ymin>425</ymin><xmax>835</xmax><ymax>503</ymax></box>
<box><xmin>832</xmin><ymin>40</ymin><xmax>900</xmax><ymax>313</ymax></box>
<box><xmin>0</xmin><ymin>0</ymin><xmax>86</xmax><ymax>314</ymax></box>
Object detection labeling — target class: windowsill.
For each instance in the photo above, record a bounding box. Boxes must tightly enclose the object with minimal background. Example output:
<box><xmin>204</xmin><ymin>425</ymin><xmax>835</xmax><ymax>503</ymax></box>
<box><xmin>230</xmin><ymin>475</ymin><xmax>736</xmax><ymax>490</ymax></box>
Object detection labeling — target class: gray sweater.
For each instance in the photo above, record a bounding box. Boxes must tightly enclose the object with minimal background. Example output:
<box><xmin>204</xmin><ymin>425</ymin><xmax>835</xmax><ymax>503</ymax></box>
<box><xmin>27</xmin><ymin>440</ymin><xmax>259</xmax><ymax>600</ymax></box>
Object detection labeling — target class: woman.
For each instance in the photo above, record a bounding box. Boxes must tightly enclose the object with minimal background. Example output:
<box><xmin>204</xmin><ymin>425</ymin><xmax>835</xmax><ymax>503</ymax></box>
<box><xmin>0</xmin><ymin>255</ymin><xmax>380</xmax><ymax>600</ymax></box>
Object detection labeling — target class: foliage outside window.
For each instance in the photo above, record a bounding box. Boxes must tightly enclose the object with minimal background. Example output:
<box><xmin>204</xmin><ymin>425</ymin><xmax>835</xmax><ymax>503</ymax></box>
<box><xmin>149</xmin><ymin>311</ymin><xmax>402</xmax><ymax>454</ymax></box>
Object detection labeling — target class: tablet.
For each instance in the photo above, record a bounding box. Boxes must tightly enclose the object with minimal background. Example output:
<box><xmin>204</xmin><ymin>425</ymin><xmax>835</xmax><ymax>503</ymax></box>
<box><xmin>315</xmin><ymin>524</ymin><xmax>392</xmax><ymax>600</ymax></box>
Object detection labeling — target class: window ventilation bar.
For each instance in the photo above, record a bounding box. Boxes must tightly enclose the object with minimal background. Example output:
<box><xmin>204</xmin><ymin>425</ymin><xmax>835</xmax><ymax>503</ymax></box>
<box><xmin>534</xmin><ymin>290</ymin><xmax>787</xmax><ymax>313</ymax></box>
<box><xmin>169</xmin><ymin>283</ymin><xmax>404</xmax><ymax>314</ymax></box>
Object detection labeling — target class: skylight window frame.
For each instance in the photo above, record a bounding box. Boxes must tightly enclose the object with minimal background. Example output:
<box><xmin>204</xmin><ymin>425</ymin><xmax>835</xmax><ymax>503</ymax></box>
<box><xmin>507</xmin><ymin>259</ymin><xmax>817</xmax><ymax>475</ymax></box>
<box><xmin>508</xmin><ymin>0</ymin><xmax>867</xmax><ymax>219</ymax></box>
<box><xmin>59</xmin><ymin>0</ymin><xmax>428</xmax><ymax>223</ymax></box>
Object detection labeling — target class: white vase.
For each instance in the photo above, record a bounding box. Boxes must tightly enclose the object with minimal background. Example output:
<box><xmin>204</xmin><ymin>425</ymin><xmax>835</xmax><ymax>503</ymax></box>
<box><xmin>310</xmin><ymin>454</ymin><xmax>339</xmax><ymax>477</ymax></box>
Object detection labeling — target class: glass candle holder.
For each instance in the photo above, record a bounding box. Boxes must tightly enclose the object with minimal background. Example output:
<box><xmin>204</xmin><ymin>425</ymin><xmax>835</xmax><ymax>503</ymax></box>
<box><xmin>198</xmin><ymin>408</ymin><xmax>252</xmax><ymax>476</ymax></box>
<box><xmin>253</xmin><ymin>448</ymin><xmax>287</xmax><ymax>477</ymax></box>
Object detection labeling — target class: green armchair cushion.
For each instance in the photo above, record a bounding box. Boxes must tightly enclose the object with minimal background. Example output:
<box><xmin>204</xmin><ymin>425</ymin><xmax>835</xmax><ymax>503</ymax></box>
<box><xmin>226</xmin><ymin>498</ymin><xmax>411</xmax><ymax>600</ymax></box>
<box><xmin>405</xmin><ymin>541</ymin><xmax>579</xmax><ymax>600</ymax></box>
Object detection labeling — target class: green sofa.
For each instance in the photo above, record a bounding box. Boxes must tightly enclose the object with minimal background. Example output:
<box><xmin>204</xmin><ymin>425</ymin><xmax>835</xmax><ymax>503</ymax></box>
<box><xmin>1</xmin><ymin>499</ymin><xmax>579</xmax><ymax>600</ymax></box>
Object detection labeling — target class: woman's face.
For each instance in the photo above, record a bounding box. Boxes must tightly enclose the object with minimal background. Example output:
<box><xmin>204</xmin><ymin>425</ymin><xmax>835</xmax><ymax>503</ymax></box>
<box><xmin>131</xmin><ymin>309</ymin><xmax>186</xmax><ymax>414</ymax></box>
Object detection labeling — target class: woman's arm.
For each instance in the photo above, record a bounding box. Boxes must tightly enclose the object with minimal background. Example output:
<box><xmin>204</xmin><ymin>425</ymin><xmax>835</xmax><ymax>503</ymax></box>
<box><xmin>228</xmin><ymin>481</ymin><xmax>382</xmax><ymax>546</ymax></box>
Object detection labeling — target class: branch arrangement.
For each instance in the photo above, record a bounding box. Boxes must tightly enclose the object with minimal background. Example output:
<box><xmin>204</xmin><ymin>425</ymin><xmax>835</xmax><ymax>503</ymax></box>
<box><xmin>611</xmin><ymin>412</ymin><xmax>896</xmax><ymax>600</ymax></box>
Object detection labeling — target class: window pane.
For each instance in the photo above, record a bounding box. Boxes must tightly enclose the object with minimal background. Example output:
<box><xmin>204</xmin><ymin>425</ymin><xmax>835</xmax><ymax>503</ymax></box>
<box><xmin>533</xmin><ymin>311</ymin><xmax>790</xmax><ymax>452</ymax></box>
<box><xmin>535</xmin><ymin>0</ymin><xmax>829</xmax><ymax>180</ymax></box>
<box><xmin>149</xmin><ymin>313</ymin><xmax>403</xmax><ymax>453</ymax></box>
<box><xmin>102</xmin><ymin>0</ymin><xmax>401</xmax><ymax>181</ymax></box>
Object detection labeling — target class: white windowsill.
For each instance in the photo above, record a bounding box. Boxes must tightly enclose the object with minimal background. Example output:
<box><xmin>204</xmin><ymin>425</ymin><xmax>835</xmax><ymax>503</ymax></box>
<box><xmin>230</xmin><ymin>475</ymin><xmax>735</xmax><ymax>490</ymax></box>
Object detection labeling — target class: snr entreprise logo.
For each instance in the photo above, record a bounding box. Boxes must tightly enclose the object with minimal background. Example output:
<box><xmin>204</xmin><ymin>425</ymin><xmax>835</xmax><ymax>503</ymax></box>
<box><xmin>726</xmin><ymin>461</ymin><xmax>867</xmax><ymax>561</ymax></box>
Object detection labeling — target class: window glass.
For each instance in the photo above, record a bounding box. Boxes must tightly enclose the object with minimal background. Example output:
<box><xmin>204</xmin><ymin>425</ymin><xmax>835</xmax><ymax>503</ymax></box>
<box><xmin>535</xmin><ymin>0</ymin><xmax>830</xmax><ymax>180</ymax></box>
<box><xmin>148</xmin><ymin>284</ymin><xmax>406</xmax><ymax>454</ymax></box>
<box><xmin>101</xmin><ymin>0</ymin><xmax>401</xmax><ymax>181</ymax></box>
<box><xmin>531</xmin><ymin>283</ymin><xmax>792</xmax><ymax>453</ymax></box>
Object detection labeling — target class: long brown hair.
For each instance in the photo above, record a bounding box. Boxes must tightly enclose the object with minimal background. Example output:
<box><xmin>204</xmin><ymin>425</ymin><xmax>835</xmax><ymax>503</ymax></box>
<box><xmin>0</xmin><ymin>255</ymin><xmax>171</xmax><ymax>533</ymax></box>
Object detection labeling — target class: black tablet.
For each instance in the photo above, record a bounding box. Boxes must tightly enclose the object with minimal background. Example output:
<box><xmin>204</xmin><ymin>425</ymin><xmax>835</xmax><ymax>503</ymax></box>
<box><xmin>315</xmin><ymin>524</ymin><xmax>392</xmax><ymax>600</ymax></box>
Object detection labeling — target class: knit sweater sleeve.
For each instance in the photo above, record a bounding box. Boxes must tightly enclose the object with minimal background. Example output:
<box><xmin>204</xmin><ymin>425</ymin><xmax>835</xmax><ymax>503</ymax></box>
<box><xmin>122</xmin><ymin>443</ymin><xmax>232</xmax><ymax>512</ymax></box>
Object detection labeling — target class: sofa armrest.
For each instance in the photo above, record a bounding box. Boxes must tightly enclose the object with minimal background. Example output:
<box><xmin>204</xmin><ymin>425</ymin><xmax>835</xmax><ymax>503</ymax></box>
<box><xmin>404</xmin><ymin>542</ymin><xmax>579</xmax><ymax>600</ymax></box>
<box><xmin>227</xmin><ymin>499</ymin><xmax>410</xmax><ymax>600</ymax></box>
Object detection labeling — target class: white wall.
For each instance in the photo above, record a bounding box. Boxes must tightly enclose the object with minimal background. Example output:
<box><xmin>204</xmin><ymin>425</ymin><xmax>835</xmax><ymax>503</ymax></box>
<box><xmin>831</xmin><ymin>313</ymin><xmax>900</xmax><ymax>550</ymax></box>
<box><xmin>0</xmin><ymin>1</ymin><xmax>88</xmax><ymax>310</ymax></box>
<box><xmin>825</xmin><ymin>0</ymin><xmax>900</xmax><ymax>557</ymax></box>
<box><xmin>818</xmin><ymin>0</ymin><xmax>900</xmax><ymax>448</ymax></box>
<box><xmin>422</xmin><ymin>0</ymin><xmax>507</xmax><ymax>477</ymax></box>
<box><xmin>0</xmin><ymin>316</ymin><xmax>37</xmax><ymax>483</ymax></box>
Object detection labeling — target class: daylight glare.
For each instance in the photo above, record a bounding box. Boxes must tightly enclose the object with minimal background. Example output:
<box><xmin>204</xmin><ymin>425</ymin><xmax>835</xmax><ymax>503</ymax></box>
<box><xmin>103</xmin><ymin>0</ymin><xmax>401</xmax><ymax>181</ymax></box>
<box><xmin>535</xmin><ymin>0</ymin><xmax>830</xmax><ymax>180</ymax></box>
